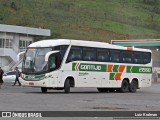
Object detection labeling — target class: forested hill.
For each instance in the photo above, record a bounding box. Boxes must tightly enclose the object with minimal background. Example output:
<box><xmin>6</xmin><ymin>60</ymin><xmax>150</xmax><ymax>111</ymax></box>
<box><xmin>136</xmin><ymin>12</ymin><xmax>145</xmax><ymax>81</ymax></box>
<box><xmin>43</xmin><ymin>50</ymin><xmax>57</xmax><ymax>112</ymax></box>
<box><xmin>0</xmin><ymin>0</ymin><xmax>160</xmax><ymax>42</ymax></box>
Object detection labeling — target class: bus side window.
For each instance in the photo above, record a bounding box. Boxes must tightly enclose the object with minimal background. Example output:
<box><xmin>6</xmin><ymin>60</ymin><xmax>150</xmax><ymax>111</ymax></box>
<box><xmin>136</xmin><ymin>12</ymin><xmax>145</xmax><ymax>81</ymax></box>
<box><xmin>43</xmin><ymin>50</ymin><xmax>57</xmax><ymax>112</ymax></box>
<box><xmin>60</xmin><ymin>45</ymin><xmax>69</xmax><ymax>59</ymax></box>
<box><xmin>97</xmin><ymin>48</ymin><xmax>109</xmax><ymax>62</ymax></box>
<box><xmin>66</xmin><ymin>46</ymin><xmax>82</xmax><ymax>63</ymax></box>
<box><xmin>133</xmin><ymin>52</ymin><xmax>142</xmax><ymax>64</ymax></box>
<box><xmin>122</xmin><ymin>51</ymin><xmax>132</xmax><ymax>63</ymax></box>
<box><xmin>83</xmin><ymin>47</ymin><xmax>96</xmax><ymax>61</ymax></box>
<box><xmin>143</xmin><ymin>52</ymin><xmax>151</xmax><ymax>64</ymax></box>
<box><xmin>49</xmin><ymin>55</ymin><xmax>56</xmax><ymax>71</ymax></box>
<box><xmin>110</xmin><ymin>50</ymin><xmax>121</xmax><ymax>63</ymax></box>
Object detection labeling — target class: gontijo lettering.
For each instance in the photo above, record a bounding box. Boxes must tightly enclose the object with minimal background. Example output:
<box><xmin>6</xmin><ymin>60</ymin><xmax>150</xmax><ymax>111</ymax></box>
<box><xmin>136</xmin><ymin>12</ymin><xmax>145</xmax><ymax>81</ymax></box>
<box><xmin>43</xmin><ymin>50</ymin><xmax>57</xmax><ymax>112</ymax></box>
<box><xmin>72</xmin><ymin>63</ymin><xmax>106</xmax><ymax>72</ymax></box>
<box><xmin>81</xmin><ymin>65</ymin><xmax>101</xmax><ymax>71</ymax></box>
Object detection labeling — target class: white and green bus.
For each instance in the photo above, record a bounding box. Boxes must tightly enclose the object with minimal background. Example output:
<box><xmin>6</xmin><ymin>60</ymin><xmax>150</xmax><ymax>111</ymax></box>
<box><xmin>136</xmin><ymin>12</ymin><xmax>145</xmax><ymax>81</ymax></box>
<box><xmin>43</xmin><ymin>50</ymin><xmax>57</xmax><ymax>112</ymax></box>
<box><xmin>20</xmin><ymin>39</ymin><xmax>152</xmax><ymax>93</ymax></box>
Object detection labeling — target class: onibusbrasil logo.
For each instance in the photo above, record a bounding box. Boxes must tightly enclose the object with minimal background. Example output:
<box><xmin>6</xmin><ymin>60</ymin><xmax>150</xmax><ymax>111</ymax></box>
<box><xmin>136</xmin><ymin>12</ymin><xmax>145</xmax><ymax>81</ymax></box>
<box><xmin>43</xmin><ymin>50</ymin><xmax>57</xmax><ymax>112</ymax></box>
<box><xmin>2</xmin><ymin>112</ymin><xmax>42</xmax><ymax>118</ymax></box>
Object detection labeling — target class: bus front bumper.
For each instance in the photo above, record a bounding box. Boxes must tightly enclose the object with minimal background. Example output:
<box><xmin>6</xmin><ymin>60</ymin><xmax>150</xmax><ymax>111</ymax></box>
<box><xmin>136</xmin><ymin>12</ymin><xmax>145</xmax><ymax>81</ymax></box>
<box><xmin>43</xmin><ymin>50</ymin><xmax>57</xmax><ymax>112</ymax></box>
<box><xmin>20</xmin><ymin>79</ymin><xmax>51</xmax><ymax>87</ymax></box>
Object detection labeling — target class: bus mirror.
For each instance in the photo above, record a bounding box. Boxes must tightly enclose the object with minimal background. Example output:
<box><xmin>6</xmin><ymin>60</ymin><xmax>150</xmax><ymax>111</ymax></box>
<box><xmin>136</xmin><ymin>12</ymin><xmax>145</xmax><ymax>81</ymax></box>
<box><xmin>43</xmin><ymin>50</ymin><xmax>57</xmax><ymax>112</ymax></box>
<box><xmin>17</xmin><ymin>51</ymin><xmax>25</xmax><ymax>61</ymax></box>
<box><xmin>45</xmin><ymin>51</ymin><xmax>60</xmax><ymax>62</ymax></box>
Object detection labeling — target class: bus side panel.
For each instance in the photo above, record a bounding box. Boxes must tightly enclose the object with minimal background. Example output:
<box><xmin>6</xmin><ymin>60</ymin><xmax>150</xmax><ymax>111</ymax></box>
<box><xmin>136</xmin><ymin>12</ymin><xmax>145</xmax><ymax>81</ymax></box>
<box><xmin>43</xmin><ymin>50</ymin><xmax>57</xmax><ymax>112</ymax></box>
<box><xmin>136</xmin><ymin>74</ymin><xmax>152</xmax><ymax>88</ymax></box>
<box><xmin>90</xmin><ymin>72</ymin><xmax>102</xmax><ymax>87</ymax></box>
<box><xmin>60</xmin><ymin>62</ymin><xmax>78</xmax><ymax>87</ymax></box>
<box><xmin>60</xmin><ymin>71</ymin><xmax>78</xmax><ymax>87</ymax></box>
<box><xmin>103</xmin><ymin>73</ymin><xmax>120</xmax><ymax>88</ymax></box>
<box><xmin>49</xmin><ymin>71</ymin><xmax>59</xmax><ymax>87</ymax></box>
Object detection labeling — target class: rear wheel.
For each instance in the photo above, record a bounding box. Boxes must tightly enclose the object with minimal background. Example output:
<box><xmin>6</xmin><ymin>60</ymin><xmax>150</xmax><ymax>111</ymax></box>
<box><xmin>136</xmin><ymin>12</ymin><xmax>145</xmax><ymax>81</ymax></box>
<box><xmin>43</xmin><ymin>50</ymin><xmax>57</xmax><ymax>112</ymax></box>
<box><xmin>120</xmin><ymin>80</ymin><xmax>129</xmax><ymax>93</ymax></box>
<box><xmin>64</xmin><ymin>79</ymin><xmax>70</xmax><ymax>93</ymax></box>
<box><xmin>129</xmin><ymin>80</ymin><xmax>137</xmax><ymax>93</ymax></box>
<box><xmin>41</xmin><ymin>87</ymin><xmax>47</xmax><ymax>93</ymax></box>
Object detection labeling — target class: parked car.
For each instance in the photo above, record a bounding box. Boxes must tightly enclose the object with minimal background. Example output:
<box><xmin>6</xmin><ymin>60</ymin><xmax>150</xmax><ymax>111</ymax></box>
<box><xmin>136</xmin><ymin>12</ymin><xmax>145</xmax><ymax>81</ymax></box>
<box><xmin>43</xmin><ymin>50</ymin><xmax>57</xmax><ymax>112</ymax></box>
<box><xmin>3</xmin><ymin>71</ymin><xmax>16</xmax><ymax>83</ymax></box>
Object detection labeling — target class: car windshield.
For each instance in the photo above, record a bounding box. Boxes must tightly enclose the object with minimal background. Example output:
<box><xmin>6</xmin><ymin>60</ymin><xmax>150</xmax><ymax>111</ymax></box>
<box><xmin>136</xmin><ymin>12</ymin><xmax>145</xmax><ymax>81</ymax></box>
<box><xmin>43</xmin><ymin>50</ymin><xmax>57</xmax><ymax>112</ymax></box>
<box><xmin>22</xmin><ymin>48</ymin><xmax>52</xmax><ymax>74</ymax></box>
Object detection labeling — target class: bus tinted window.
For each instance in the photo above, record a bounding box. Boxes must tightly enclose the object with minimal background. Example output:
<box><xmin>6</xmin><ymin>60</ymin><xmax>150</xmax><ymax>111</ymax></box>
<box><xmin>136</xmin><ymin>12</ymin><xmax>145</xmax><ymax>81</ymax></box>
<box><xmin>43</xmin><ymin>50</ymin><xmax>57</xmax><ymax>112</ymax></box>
<box><xmin>83</xmin><ymin>47</ymin><xmax>96</xmax><ymax>61</ymax></box>
<box><xmin>97</xmin><ymin>49</ymin><xmax>109</xmax><ymax>62</ymax></box>
<box><xmin>60</xmin><ymin>45</ymin><xmax>69</xmax><ymax>58</ymax></box>
<box><xmin>143</xmin><ymin>52</ymin><xmax>151</xmax><ymax>64</ymax></box>
<box><xmin>54</xmin><ymin>45</ymin><xmax>69</xmax><ymax>59</ymax></box>
<box><xmin>122</xmin><ymin>51</ymin><xmax>132</xmax><ymax>63</ymax></box>
<box><xmin>110</xmin><ymin>50</ymin><xmax>121</xmax><ymax>62</ymax></box>
<box><xmin>133</xmin><ymin>52</ymin><xmax>142</xmax><ymax>64</ymax></box>
<box><xmin>67</xmin><ymin>46</ymin><xmax>82</xmax><ymax>62</ymax></box>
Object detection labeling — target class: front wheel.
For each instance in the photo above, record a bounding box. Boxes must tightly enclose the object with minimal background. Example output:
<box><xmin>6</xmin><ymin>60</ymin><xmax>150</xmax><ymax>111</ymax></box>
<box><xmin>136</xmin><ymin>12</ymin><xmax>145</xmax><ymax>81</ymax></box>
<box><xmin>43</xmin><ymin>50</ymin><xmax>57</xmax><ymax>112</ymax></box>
<box><xmin>120</xmin><ymin>80</ymin><xmax>129</xmax><ymax>93</ymax></box>
<box><xmin>129</xmin><ymin>80</ymin><xmax>137</xmax><ymax>93</ymax></box>
<box><xmin>64</xmin><ymin>79</ymin><xmax>70</xmax><ymax>93</ymax></box>
<box><xmin>41</xmin><ymin>87</ymin><xmax>47</xmax><ymax>93</ymax></box>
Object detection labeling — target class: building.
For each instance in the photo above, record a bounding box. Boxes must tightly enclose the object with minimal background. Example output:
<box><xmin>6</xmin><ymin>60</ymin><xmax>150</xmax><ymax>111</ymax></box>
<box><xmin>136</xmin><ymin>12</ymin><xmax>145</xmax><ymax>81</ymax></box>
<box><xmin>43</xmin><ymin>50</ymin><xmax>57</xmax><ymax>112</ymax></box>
<box><xmin>0</xmin><ymin>24</ymin><xmax>51</xmax><ymax>71</ymax></box>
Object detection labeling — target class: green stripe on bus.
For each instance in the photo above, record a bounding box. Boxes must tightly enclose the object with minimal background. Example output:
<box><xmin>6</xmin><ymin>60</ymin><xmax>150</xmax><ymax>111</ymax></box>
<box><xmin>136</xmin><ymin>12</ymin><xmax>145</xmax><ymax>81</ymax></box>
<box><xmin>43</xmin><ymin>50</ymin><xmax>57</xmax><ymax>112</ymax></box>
<box><xmin>110</xmin><ymin>73</ymin><xmax>115</xmax><ymax>80</ymax></box>
<box><xmin>72</xmin><ymin>63</ymin><xmax>76</xmax><ymax>71</ymax></box>
<box><xmin>72</xmin><ymin>63</ymin><xmax>152</xmax><ymax>74</ymax></box>
<box><xmin>126</xmin><ymin>66</ymin><xmax>152</xmax><ymax>73</ymax></box>
<box><xmin>113</xmin><ymin>65</ymin><xmax>119</xmax><ymax>72</ymax></box>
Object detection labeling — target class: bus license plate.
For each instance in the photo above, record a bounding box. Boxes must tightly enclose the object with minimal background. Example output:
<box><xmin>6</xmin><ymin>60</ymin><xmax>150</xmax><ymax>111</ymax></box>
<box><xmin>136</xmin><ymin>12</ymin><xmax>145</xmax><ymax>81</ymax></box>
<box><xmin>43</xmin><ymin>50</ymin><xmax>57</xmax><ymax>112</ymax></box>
<box><xmin>29</xmin><ymin>82</ymin><xmax>34</xmax><ymax>85</ymax></box>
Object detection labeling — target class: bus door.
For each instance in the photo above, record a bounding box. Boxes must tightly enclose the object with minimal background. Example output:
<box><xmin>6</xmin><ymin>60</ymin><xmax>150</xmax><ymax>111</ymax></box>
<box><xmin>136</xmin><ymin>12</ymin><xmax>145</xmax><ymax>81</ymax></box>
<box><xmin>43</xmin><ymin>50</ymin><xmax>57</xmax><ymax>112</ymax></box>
<box><xmin>48</xmin><ymin>52</ymin><xmax>61</xmax><ymax>87</ymax></box>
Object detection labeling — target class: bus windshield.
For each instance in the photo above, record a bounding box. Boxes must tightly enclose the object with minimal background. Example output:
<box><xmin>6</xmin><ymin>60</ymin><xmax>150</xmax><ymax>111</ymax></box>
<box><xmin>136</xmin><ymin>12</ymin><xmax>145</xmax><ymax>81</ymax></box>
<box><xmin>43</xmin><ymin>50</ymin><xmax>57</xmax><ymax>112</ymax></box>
<box><xmin>22</xmin><ymin>45</ymin><xmax>69</xmax><ymax>74</ymax></box>
<box><xmin>22</xmin><ymin>48</ymin><xmax>52</xmax><ymax>74</ymax></box>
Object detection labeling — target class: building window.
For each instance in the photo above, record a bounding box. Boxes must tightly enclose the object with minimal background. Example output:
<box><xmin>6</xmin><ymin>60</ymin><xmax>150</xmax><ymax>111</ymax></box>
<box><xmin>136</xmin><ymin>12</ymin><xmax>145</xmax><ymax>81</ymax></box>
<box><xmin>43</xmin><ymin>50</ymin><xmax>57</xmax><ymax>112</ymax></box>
<box><xmin>19</xmin><ymin>40</ymin><xmax>25</xmax><ymax>49</ymax></box>
<box><xmin>20</xmin><ymin>40</ymin><xmax>32</xmax><ymax>49</ymax></box>
<box><xmin>5</xmin><ymin>39</ymin><xmax>12</xmax><ymax>48</ymax></box>
<box><xmin>27</xmin><ymin>41</ymin><xmax>32</xmax><ymax>46</ymax></box>
<box><xmin>0</xmin><ymin>38</ymin><xmax>4</xmax><ymax>48</ymax></box>
<box><xmin>0</xmin><ymin>39</ymin><xmax>12</xmax><ymax>48</ymax></box>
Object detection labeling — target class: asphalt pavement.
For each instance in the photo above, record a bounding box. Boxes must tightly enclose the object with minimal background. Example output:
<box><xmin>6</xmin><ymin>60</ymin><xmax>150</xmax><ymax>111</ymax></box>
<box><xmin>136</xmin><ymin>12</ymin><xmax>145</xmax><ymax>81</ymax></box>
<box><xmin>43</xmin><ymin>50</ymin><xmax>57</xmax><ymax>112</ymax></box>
<box><xmin>0</xmin><ymin>82</ymin><xmax>160</xmax><ymax>120</ymax></box>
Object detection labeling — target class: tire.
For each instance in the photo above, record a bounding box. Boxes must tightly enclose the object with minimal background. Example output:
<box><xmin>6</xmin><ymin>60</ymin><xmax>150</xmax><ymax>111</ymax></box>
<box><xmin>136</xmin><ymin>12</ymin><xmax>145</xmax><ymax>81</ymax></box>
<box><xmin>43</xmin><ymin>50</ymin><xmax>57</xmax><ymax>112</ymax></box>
<box><xmin>120</xmin><ymin>80</ymin><xmax>129</xmax><ymax>93</ymax></box>
<box><xmin>129</xmin><ymin>80</ymin><xmax>137</xmax><ymax>93</ymax></box>
<box><xmin>41</xmin><ymin>87</ymin><xmax>47</xmax><ymax>93</ymax></box>
<box><xmin>64</xmin><ymin>79</ymin><xmax>70</xmax><ymax>93</ymax></box>
<box><xmin>97</xmin><ymin>88</ymin><xmax>109</xmax><ymax>93</ymax></box>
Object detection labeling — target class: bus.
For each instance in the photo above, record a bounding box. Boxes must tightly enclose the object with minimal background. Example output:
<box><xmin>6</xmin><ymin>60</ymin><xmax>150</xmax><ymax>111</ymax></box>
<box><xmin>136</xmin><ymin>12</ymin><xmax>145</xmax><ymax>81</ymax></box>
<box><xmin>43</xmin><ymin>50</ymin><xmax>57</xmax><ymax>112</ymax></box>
<box><xmin>20</xmin><ymin>39</ymin><xmax>152</xmax><ymax>93</ymax></box>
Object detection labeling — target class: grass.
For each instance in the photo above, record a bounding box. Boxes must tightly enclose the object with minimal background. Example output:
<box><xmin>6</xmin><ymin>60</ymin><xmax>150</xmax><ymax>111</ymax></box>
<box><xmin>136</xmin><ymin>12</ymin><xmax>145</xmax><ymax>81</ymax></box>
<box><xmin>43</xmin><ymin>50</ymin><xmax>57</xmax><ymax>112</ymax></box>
<box><xmin>0</xmin><ymin>0</ymin><xmax>160</xmax><ymax>42</ymax></box>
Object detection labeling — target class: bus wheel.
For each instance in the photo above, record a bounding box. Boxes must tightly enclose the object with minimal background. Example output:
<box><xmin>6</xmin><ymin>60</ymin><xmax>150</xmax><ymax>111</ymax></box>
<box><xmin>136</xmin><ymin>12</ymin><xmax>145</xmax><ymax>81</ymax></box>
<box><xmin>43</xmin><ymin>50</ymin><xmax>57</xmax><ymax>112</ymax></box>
<box><xmin>41</xmin><ymin>87</ymin><xmax>47</xmax><ymax>93</ymax></box>
<box><xmin>129</xmin><ymin>80</ymin><xmax>137</xmax><ymax>93</ymax></box>
<box><xmin>120</xmin><ymin>80</ymin><xmax>129</xmax><ymax>93</ymax></box>
<box><xmin>97</xmin><ymin>88</ymin><xmax>108</xmax><ymax>93</ymax></box>
<box><xmin>64</xmin><ymin>79</ymin><xmax>70</xmax><ymax>93</ymax></box>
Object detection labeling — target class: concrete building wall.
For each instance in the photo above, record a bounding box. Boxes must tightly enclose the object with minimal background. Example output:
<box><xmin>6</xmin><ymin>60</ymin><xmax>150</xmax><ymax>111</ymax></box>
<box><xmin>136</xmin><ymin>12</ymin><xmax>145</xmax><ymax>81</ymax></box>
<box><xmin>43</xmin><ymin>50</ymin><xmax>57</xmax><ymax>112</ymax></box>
<box><xmin>12</xmin><ymin>33</ymin><xmax>20</xmax><ymax>53</ymax></box>
<box><xmin>0</xmin><ymin>57</ymin><xmax>10</xmax><ymax>67</ymax></box>
<box><xmin>0</xmin><ymin>24</ymin><xmax>51</xmax><ymax>71</ymax></box>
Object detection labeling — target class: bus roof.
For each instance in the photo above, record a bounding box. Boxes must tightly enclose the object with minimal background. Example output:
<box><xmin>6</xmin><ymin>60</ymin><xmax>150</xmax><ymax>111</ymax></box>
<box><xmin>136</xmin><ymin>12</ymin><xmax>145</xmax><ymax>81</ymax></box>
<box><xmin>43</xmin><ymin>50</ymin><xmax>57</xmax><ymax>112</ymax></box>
<box><xmin>28</xmin><ymin>39</ymin><xmax>151</xmax><ymax>52</ymax></box>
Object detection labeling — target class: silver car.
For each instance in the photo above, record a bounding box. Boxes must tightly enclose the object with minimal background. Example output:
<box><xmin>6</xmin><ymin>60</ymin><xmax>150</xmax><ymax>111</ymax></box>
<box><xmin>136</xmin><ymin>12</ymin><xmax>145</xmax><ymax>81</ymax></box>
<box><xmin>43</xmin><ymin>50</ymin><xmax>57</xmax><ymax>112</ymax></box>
<box><xmin>3</xmin><ymin>71</ymin><xmax>16</xmax><ymax>83</ymax></box>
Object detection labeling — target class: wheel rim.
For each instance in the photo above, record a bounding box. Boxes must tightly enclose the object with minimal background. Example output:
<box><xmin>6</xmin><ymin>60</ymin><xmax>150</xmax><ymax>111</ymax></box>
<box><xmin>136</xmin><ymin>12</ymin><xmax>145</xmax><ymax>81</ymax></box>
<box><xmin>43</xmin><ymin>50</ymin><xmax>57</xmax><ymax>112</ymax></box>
<box><xmin>123</xmin><ymin>82</ymin><xmax>128</xmax><ymax>90</ymax></box>
<box><xmin>131</xmin><ymin>82</ymin><xmax>136</xmax><ymax>91</ymax></box>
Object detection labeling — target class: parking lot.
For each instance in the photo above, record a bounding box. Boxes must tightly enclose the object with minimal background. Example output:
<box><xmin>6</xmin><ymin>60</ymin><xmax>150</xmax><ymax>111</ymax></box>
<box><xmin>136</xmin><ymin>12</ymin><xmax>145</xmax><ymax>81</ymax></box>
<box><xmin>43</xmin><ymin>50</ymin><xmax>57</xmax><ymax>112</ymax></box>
<box><xmin>0</xmin><ymin>81</ymin><xmax>160</xmax><ymax>112</ymax></box>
